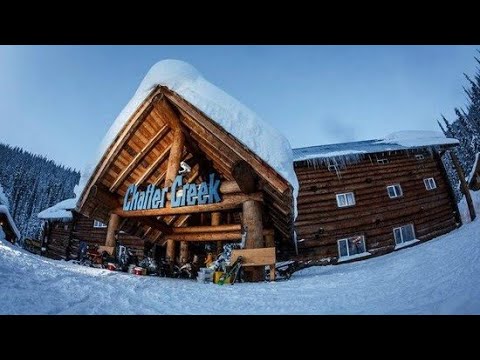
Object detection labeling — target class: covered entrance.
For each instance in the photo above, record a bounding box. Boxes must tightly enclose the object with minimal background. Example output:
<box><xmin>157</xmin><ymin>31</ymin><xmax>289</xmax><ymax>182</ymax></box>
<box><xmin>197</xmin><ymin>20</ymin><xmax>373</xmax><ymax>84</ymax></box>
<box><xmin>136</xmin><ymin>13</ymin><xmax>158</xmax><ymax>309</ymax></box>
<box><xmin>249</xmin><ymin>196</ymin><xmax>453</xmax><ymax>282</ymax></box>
<box><xmin>77</xmin><ymin>65</ymin><xmax>297</xmax><ymax>281</ymax></box>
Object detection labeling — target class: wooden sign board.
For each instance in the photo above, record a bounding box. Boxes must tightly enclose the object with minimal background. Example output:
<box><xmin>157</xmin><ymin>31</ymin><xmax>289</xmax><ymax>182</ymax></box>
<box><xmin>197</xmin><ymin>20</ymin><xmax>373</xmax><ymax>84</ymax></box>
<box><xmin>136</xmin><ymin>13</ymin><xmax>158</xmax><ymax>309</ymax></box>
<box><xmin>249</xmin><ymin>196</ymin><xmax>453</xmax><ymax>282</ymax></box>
<box><xmin>230</xmin><ymin>247</ymin><xmax>276</xmax><ymax>281</ymax></box>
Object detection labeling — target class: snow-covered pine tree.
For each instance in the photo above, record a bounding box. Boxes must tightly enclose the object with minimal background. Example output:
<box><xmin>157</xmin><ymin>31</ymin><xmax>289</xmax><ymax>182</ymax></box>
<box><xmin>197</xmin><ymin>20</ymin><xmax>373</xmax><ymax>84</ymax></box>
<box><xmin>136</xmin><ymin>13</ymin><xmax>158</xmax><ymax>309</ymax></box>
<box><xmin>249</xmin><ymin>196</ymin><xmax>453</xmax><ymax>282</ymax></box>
<box><xmin>438</xmin><ymin>50</ymin><xmax>480</xmax><ymax>201</ymax></box>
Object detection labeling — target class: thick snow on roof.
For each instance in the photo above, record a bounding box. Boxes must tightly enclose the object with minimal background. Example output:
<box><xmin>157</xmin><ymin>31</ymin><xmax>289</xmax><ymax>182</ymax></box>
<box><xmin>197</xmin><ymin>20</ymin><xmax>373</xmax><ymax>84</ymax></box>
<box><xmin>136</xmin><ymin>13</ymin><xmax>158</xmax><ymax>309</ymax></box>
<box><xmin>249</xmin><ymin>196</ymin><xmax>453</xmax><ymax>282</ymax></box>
<box><xmin>37</xmin><ymin>198</ymin><xmax>77</xmax><ymax>221</ymax></box>
<box><xmin>0</xmin><ymin>205</ymin><xmax>21</xmax><ymax>240</ymax></box>
<box><xmin>293</xmin><ymin>130</ymin><xmax>458</xmax><ymax>162</ymax></box>
<box><xmin>92</xmin><ymin>59</ymin><xmax>299</xmax><ymax>210</ymax></box>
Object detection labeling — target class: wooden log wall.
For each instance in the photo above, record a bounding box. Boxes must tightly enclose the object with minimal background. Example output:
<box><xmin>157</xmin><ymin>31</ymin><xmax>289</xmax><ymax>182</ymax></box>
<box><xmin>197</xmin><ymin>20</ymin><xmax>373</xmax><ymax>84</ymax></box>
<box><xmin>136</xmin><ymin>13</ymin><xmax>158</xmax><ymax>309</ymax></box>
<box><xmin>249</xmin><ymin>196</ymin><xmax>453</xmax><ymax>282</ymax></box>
<box><xmin>294</xmin><ymin>150</ymin><xmax>460</xmax><ymax>263</ymax></box>
<box><xmin>42</xmin><ymin>212</ymin><xmax>145</xmax><ymax>260</ymax></box>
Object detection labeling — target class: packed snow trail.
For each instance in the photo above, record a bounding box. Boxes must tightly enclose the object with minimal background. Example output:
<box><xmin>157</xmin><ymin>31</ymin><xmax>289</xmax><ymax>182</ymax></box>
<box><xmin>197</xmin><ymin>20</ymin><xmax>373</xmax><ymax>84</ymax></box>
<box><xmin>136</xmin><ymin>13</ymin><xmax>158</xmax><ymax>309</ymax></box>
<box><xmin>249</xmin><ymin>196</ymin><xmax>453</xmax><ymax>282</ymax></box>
<box><xmin>1</xmin><ymin>220</ymin><xmax>480</xmax><ymax>314</ymax></box>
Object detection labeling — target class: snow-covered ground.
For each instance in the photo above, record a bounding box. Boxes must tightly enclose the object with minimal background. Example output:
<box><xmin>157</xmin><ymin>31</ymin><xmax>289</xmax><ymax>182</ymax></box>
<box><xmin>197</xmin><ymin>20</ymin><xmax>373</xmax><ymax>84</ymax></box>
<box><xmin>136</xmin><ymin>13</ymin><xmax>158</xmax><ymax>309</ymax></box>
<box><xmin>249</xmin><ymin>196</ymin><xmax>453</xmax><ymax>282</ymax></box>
<box><xmin>1</xmin><ymin>219</ymin><xmax>480</xmax><ymax>314</ymax></box>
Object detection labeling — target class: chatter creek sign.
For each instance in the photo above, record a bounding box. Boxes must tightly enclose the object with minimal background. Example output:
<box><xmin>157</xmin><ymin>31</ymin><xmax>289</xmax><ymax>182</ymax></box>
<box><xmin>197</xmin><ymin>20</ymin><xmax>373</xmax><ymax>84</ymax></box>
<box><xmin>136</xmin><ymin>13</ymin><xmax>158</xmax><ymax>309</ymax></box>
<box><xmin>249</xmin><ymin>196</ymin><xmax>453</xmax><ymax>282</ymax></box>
<box><xmin>123</xmin><ymin>173</ymin><xmax>222</xmax><ymax>211</ymax></box>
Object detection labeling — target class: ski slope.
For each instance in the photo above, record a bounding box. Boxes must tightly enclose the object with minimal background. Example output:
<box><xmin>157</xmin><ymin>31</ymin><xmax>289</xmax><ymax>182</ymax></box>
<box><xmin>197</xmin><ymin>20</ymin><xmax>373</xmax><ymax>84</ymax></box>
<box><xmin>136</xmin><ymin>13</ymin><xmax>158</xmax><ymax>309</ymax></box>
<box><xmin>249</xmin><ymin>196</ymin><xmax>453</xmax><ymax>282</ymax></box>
<box><xmin>1</xmin><ymin>219</ymin><xmax>479</xmax><ymax>314</ymax></box>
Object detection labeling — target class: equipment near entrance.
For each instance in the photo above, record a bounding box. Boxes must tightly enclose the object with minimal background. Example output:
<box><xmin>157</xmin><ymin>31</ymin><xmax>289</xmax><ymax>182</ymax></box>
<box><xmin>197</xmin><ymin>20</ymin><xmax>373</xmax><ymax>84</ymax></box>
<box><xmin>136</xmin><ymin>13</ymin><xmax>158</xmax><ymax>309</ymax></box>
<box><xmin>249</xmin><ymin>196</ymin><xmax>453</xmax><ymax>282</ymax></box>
<box><xmin>217</xmin><ymin>256</ymin><xmax>243</xmax><ymax>285</ymax></box>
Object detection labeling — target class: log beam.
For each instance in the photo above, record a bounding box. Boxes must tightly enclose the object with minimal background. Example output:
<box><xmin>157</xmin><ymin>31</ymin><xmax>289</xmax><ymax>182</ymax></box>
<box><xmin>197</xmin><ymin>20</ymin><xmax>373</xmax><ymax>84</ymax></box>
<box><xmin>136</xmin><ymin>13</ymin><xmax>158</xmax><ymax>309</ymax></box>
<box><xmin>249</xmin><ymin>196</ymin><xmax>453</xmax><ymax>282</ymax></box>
<box><xmin>136</xmin><ymin>144</ymin><xmax>172</xmax><ymax>186</ymax></box>
<box><xmin>172</xmin><ymin>224</ymin><xmax>241</xmax><ymax>234</ymax></box>
<box><xmin>113</xmin><ymin>192</ymin><xmax>263</xmax><ymax>217</ymax></box>
<box><xmin>449</xmin><ymin>150</ymin><xmax>476</xmax><ymax>221</ymax></box>
<box><xmin>167</xmin><ymin>232</ymin><xmax>242</xmax><ymax>242</ymax></box>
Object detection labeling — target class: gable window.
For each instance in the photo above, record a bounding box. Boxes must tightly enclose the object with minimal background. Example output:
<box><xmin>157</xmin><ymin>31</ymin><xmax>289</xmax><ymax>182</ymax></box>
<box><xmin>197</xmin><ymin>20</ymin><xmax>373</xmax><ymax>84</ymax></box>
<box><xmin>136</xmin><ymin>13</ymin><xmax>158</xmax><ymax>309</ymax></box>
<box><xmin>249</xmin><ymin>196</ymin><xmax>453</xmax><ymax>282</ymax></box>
<box><xmin>393</xmin><ymin>224</ymin><xmax>416</xmax><ymax>246</ymax></box>
<box><xmin>424</xmin><ymin>178</ymin><xmax>437</xmax><ymax>190</ymax></box>
<box><xmin>386</xmin><ymin>184</ymin><xmax>403</xmax><ymax>199</ymax></box>
<box><xmin>415</xmin><ymin>154</ymin><xmax>425</xmax><ymax>160</ymax></box>
<box><xmin>337</xmin><ymin>235</ymin><xmax>369</xmax><ymax>261</ymax></box>
<box><xmin>336</xmin><ymin>192</ymin><xmax>356</xmax><ymax>207</ymax></box>
<box><xmin>93</xmin><ymin>220</ymin><xmax>107</xmax><ymax>228</ymax></box>
<box><xmin>377</xmin><ymin>158</ymin><xmax>389</xmax><ymax>165</ymax></box>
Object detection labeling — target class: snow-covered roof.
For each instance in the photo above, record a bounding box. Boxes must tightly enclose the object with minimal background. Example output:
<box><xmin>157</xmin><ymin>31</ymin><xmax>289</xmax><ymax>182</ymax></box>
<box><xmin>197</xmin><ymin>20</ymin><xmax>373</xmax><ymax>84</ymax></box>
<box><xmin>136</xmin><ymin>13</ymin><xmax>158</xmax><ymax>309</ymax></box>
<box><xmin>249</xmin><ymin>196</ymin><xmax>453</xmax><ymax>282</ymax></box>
<box><xmin>0</xmin><ymin>205</ymin><xmax>21</xmax><ymax>240</ymax></box>
<box><xmin>37</xmin><ymin>198</ymin><xmax>77</xmax><ymax>221</ymax></box>
<box><xmin>293</xmin><ymin>131</ymin><xmax>459</xmax><ymax>162</ymax></box>
<box><xmin>88</xmin><ymin>59</ymin><xmax>299</xmax><ymax>210</ymax></box>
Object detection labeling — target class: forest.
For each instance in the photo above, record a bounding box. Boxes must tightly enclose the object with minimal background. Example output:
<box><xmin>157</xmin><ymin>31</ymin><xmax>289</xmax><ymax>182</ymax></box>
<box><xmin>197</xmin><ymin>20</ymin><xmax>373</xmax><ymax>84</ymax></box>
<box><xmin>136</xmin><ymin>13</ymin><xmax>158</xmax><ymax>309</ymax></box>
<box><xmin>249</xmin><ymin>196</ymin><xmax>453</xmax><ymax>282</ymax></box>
<box><xmin>0</xmin><ymin>143</ymin><xmax>80</xmax><ymax>240</ymax></box>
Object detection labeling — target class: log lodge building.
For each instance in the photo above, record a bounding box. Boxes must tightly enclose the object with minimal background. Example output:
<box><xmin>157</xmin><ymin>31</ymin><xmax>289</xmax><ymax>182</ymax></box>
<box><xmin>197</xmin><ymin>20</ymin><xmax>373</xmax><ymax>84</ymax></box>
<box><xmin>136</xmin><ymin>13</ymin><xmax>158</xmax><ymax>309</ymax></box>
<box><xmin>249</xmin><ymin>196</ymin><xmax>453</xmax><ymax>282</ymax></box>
<box><xmin>37</xmin><ymin>60</ymin><xmax>468</xmax><ymax>278</ymax></box>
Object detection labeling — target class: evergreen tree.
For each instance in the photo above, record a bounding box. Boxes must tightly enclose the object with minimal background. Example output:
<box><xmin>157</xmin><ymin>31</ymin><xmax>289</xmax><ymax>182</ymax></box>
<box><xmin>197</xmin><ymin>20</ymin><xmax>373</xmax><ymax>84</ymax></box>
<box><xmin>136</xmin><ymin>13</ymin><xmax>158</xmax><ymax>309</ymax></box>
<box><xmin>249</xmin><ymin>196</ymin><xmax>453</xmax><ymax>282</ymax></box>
<box><xmin>438</xmin><ymin>50</ymin><xmax>480</xmax><ymax>201</ymax></box>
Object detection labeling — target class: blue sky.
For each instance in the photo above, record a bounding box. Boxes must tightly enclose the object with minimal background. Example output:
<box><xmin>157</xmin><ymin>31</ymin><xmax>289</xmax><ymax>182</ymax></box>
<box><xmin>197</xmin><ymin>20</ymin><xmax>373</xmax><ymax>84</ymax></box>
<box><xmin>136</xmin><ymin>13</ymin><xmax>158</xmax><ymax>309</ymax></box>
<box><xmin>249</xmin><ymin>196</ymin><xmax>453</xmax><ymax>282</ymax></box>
<box><xmin>0</xmin><ymin>45</ymin><xmax>478</xmax><ymax>171</ymax></box>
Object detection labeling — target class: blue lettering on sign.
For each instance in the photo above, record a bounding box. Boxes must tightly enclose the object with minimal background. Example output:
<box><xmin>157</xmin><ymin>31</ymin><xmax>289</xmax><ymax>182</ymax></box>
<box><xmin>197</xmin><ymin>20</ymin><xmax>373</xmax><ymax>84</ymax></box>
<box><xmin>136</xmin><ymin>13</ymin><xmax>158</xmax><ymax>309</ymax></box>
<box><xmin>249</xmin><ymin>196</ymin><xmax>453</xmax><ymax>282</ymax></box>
<box><xmin>122</xmin><ymin>173</ymin><xmax>222</xmax><ymax>211</ymax></box>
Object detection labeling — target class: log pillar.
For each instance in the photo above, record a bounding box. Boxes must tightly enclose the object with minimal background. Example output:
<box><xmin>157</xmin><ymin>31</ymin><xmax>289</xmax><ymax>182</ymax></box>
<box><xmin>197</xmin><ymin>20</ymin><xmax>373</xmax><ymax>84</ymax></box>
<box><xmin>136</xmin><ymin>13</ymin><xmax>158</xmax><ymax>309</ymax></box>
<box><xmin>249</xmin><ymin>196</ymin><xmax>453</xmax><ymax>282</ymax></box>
<box><xmin>449</xmin><ymin>150</ymin><xmax>476</xmax><ymax>221</ymax></box>
<box><xmin>179</xmin><ymin>241</ymin><xmax>189</xmax><ymax>265</ymax></box>
<box><xmin>264</xmin><ymin>232</ymin><xmax>275</xmax><ymax>248</ymax></box>
<box><xmin>105</xmin><ymin>213</ymin><xmax>120</xmax><ymax>248</ymax></box>
<box><xmin>165</xmin><ymin>128</ymin><xmax>186</xmax><ymax>264</ymax></box>
<box><xmin>243</xmin><ymin>200</ymin><xmax>264</xmax><ymax>248</ymax></box>
<box><xmin>242</xmin><ymin>200</ymin><xmax>264</xmax><ymax>282</ymax></box>
<box><xmin>211</xmin><ymin>212</ymin><xmax>222</xmax><ymax>254</ymax></box>
<box><xmin>166</xmin><ymin>239</ymin><xmax>176</xmax><ymax>263</ymax></box>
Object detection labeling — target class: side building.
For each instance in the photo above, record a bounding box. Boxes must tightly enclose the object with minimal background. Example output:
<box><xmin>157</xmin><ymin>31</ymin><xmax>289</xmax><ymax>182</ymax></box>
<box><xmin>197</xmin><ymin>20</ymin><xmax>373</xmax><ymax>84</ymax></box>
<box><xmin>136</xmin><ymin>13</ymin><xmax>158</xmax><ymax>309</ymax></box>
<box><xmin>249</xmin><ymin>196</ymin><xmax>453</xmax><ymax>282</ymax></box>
<box><xmin>293</xmin><ymin>132</ymin><xmax>462</xmax><ymax>264</ymax></box>
<box><xmin>38</xmin><ymin>198</ymin><xmax>145</xmax><ymax>260</ymax></box>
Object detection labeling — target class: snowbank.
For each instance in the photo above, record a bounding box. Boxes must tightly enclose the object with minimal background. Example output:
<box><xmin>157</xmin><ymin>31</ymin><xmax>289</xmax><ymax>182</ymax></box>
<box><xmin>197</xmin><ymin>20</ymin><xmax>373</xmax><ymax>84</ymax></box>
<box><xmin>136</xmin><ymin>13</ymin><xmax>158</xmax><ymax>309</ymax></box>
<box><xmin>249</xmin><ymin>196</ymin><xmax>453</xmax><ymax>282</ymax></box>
<box><xmin>1</xmin><ymin>214</ymin><xmax>480</xmax><ymax>314</ymax></box>
<box><xmin>378</xmin><ymin>130</ymin><xmax>459</xmax><ymax>148</ymax></box>
<box><xmin>86</xmin><ymin>59</ymin><xmax>299</xmax><ymax>214</ymax></box>
<box><xmin>458</xmin><ymin>190</ymin><xmax>480</xmax><ymax>224</ymax></box>
<box><xmin>37</xmin><ymin>198</ymin><xmax>77</xmax><ymax>221</ymax></box>
<box><xmin>0</xmin><ymin>205</ymin><xmax>21</xmax><ymax>240</ymax></box>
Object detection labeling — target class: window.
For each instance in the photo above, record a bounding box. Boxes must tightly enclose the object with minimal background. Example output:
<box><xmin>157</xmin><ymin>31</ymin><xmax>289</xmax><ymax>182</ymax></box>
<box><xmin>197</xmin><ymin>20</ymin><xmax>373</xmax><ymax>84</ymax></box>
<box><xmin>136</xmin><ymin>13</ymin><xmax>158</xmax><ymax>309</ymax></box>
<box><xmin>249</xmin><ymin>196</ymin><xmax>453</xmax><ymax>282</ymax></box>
<box><xmin>336</xmin><ymin>192</ymin><xmax>356</xmax><ymax>207</ymax></box>
<box><xmin>338</xmin><ymin>235</ymin><xmax>367</xmax><ymax>258</ymax></box>
<box><xmin>424</xmin><ymin>178</ymin><xmax>437</xmax><ymax>190</ymax></box>
<box><xmin>93</xmin><ymin>220</ymin><xmax>107</xmax><ymax>228</ymax></box>
<box><xmin>393</xmin><ymin>224</ymin><xmax>416</xmax><ymax>245</ymax></box>
<box><xmin>386</xmin><ymin>184</ymin><xmax>403</xmax><ymax>198</ymax></box>
<box><xmin>415</xmin><ymin>154</ymin><xmax>425</xmax><ymax>160</ymax></box>
<box><xmin>377</xmin><ymin>158</ymin><xmax>389</xmax><ymax>164</ymax></box>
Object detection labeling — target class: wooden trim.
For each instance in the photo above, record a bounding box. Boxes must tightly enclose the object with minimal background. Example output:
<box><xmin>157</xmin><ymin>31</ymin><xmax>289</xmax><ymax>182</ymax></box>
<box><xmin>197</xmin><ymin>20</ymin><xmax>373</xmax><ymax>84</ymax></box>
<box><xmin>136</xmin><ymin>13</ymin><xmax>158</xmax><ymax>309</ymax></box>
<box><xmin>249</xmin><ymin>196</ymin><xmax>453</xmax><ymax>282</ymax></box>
<box><xmin>113</xmin><ymin>192</ymin><xmax>263</xmax><ymax>218</ymax></box>
<box><xmin>110</xmin><ymin>125</ymin><xmax>170</xmax><ymax>192</ymax></box>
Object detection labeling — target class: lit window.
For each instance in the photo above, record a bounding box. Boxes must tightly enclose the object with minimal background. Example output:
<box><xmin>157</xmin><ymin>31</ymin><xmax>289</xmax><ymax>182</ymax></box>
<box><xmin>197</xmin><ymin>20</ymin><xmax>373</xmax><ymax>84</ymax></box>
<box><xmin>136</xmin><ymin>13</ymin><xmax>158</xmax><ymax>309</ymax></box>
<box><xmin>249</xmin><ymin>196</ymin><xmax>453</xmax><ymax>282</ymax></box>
<box><xmin>415</xmin><ymin>154</ymin><xmax>425</xmax><ymax>160</ymax></box>
<box><xmin>338</xmin><ymin>235</ymin><xmax>367</xmax><ymax>258</ymax></box>
<box><xmin>93</xmin><ymin>220</ymin><xmax>107</xmax><ymax>228</ymax></box>
<box><xmin>377</xmin><ymin>158</ymin><xmax>389</xmax><ymax>164</ymax></box>
<box><xmin>386</xmin><ymin>184</ymin><xmax>403</xmax><ymax>198</ymax></box>
<box><xmin>336</xmin><ymin>192</ymin><xmax>356</xmax><ymax>207</ymax></box>
<box><xmin>424</xmin><ymin>178</ymin><xmax>437</xmax><ymax>190</ymax></box>
<box><xmin>393</xmin><ymin>224</ymin><xmax>416</xmax><ymax>245</ymax></box>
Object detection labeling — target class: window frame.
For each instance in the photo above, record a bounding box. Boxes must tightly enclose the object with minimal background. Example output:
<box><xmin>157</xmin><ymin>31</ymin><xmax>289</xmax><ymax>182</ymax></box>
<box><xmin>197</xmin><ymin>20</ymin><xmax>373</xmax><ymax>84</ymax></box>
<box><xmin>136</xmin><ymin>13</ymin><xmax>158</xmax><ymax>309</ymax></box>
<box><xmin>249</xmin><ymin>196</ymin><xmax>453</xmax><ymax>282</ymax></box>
<box><xmin>393</xmin><ymin>223</ymin><xmax>416</xmax><ymax>245</ymax></box>
<box><xmin>337</xmin><ymin>235</ymin><xmax>367</xmax><ymax>258</ymax></box>
<box><xmin>93</xmin><ymin>220</ymin><xmax>107</xmax><ymax>228</ymax></box>
<box><xmin>377</xmin><ymin>158</ymin><xmax>389</xmax><ymax>165</ymax></box>
<box><xmin>386</xmin><ymin>184</ymin><xmax>403</xmax><ymax>199</ymax></box>
<box><xmin>423</xmin><ymin>177</ymin><xmax>437</xmax><ymax>191</ymax></box>
<box><xmin>336</xmin><ymin>192</ymin><xmax>356</xmax><ymax>208</ymax></box>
